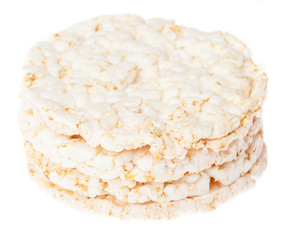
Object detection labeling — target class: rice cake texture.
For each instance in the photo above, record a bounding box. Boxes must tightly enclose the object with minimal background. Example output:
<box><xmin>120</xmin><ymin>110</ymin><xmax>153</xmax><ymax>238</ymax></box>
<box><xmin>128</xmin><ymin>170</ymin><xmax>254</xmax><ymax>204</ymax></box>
<box><xmin>19</xmin><ymin>101</ymin><xmax>262</xmax><ymax>183</ymax></box>
<box><xmin>20</xmin><ymin>14</ymin><xmax>267</xmax><ymax>159</ymax></box>
<box><xmin>25</xmin><ymin>131</ymin><xmax>263</xmax><ymax>203</ymax></box>
<box><xmin>19</xmin><ymin>14</ymin><xmax>268</xmax><ymax>218</ymax></box>
<box><xmin>27</xmin><ymin>144</ymin><xmax>266</xmax><ymax>219</ymax></box>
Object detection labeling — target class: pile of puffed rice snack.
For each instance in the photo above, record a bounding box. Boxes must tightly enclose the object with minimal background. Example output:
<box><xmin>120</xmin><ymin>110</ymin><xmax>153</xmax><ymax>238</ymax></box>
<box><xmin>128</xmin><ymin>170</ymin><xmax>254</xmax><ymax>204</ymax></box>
<box><xmin>19</xmin><ymin>14</ymin><xmax>268</xmax><ymax>219</ymax></box>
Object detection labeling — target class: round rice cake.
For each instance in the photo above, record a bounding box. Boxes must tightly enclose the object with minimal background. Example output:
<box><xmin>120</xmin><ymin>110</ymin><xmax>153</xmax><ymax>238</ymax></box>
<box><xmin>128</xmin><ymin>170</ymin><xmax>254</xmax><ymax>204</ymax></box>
<box><xmin>20</xmin><ymin>14</ymin><xmax>267</xmax><ymax>159</ymax></box>
<box><xmin>24</xmin><ymin>131</ymin><xmax>263</xmax><ymax>203</ymax></box>
<box><xmin>27</xmin><ymin>144</ymin><xmax>266</xmax><ymax>219</ymax></box>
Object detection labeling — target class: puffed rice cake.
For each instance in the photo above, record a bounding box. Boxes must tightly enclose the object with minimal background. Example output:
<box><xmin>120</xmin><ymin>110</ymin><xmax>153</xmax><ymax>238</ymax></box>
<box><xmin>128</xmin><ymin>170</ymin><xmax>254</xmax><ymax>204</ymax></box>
<box><xmin>19</xmin><ymin>14</ymin><xmax>268</xmax><ymax>219</ymax></box>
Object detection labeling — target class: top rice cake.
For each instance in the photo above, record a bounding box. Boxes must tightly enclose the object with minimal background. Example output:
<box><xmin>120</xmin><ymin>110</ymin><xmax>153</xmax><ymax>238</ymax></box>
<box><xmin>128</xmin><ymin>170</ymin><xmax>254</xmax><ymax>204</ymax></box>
<box><xmin>20</xmin><ymin>14</ymin><xmax>267</xmax><ymax>160</ymax></box>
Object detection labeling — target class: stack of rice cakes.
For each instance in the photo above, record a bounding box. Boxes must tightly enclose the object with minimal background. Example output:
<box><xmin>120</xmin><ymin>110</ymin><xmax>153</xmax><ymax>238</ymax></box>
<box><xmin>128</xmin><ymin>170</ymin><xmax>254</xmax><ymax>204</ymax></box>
<box><xmin>19</xmin><ymin>15</ymin><xmax>268</xmax><ymax>219</ymax></box>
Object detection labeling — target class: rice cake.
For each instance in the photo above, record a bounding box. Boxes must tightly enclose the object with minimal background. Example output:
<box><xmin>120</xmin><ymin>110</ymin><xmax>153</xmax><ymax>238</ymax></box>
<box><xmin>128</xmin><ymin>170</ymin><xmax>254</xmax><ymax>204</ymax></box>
<box><xmin>19</xmin><ymin>14</ymin><xmax>268</xmax><ymax>218</ymax></box>
<box><xmin>27</xmin><ymin>144</ymin><xmax>266</xmax><ymax>219</ymax></box>
<box><xmin>20</xmin><ymin>14</ymin><xmax>267</xmax><ymax>159</ymax></box>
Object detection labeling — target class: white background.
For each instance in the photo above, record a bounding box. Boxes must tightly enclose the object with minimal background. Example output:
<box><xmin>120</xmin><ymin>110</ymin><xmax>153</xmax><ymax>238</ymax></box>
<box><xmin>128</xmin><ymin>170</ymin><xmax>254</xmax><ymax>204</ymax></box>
<box><xmin>0</xmin><ymin>0</ymin><xmax>285</xmax><ymax>239</ymax></box>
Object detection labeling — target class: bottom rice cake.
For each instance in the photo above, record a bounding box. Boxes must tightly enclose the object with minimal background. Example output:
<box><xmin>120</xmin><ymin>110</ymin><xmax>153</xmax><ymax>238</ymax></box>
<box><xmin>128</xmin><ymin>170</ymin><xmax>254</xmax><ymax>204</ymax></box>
<box><xmin>26</xmin><ymin>141</ymin><xmax>266</xmax><ymax>218</ymax></box>
<box><xmin>27</xmin><ymin>145</ymin><xmax>266</xmax><ymax>219</ymax></box>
